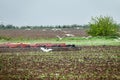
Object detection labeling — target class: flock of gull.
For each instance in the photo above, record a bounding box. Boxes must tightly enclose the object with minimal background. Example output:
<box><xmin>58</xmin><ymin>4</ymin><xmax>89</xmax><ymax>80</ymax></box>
<box><xmin>27</xmin><ymin>28</ymin><xmax>120</xmax><ymax>52</ymax></box>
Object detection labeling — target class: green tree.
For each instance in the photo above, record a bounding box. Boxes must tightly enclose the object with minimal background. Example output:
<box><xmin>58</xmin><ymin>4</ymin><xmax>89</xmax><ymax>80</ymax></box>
<box><xmin>0</xmin><ymin>24</ymin><xmax>5</xmax><ymax>29</ymax></box>
<box><xmin>87</xmin><ymin>16</ymin><xmax>119</xmax><ymax>36</ymax></box>
<box><xmin>5</xmin><ymin>24</ymin><xmax>16</xmax><ymax>29</ymax></box>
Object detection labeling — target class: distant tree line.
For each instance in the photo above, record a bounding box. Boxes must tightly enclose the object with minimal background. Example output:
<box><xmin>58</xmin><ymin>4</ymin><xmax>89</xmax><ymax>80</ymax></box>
<box><xmin>0</xmin><ymin>24</ymin><xmax>90</xmax><ymax>30</ymax></box>
<box><xmin>0</xmin><ymin>23</ymin><xmax>120</xmax><ymax>30</ymax></box>
<box><xmin>0</xmin><ymin>24</ymin><xmax>18</xmax><ymax>29</ymax></box>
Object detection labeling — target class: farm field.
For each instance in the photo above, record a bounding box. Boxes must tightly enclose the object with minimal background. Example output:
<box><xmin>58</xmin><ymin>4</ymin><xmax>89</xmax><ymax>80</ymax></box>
<box><xmin>0</xmin><ymin>46</ymin><xmax>120</xmax><ymax>80</ymax></box>
<box><xmin>0</xmin><ymin>29</ymin><xmax>120</xmax><ymax>80</ymax></box>
<box><xmin>0</xmin><ymin>29</ymin><xmax>87</xmax><ymax>39</ymax></box>
<box><xmin>0</xmin><ymin>29</ymin><xmax>120</xmax><ymax>46</ymax></box>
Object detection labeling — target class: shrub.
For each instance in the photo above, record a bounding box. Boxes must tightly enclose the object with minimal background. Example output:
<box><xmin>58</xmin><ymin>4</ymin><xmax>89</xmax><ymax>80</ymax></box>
<box><xmin>87</xmin><ymin>16</ymin><xmax>119</xmax><ymax>36</ymax></box>
<box><xmin>0</xmin><ymin>36</ymin><xmax>12</xmax><ymax>40</ymax></box>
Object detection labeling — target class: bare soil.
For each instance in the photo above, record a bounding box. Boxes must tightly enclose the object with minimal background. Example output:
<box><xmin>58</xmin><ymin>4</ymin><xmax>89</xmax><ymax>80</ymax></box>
<box><xmin>0</xmin><ymin>29</ymin><xmax>87</xmax><ymax>39</ymax></box>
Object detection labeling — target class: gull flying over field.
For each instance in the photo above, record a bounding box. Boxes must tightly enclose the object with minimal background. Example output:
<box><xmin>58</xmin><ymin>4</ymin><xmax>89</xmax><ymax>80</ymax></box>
<box><xmin>40</xmin><ymin>47</ymin><xmax>53</xmax><ymax>52</ymax></box>
<box><xmin>65</xmin><ymin>34</ymin><xmax>74</xmax><ymax>37</ymax></box>
<box><xmin>82</xmin><ymin>36</ymin><xmax>92</xmax><ymax>39</ymax></box>
<box><xmin>51</xmin><ymin>28</ymin><xmax>61</xmax><ymax>31</ymax></box>
<box><xmin>56</xmin><ymin>35</ymin><xmax>65</xmax><ymax>40</ymax></box>
<box><xmin>114</xmin><ymin>37</ymin><xmax>120</xmax><ymax>42</ymax></box>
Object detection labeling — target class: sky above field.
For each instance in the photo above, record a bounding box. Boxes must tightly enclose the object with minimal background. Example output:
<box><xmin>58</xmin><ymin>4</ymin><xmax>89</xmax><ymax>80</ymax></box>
<box><xmin>0</xmin><ymin>0</ymin><xmax>120</xmax><ymax>26</ymax></box>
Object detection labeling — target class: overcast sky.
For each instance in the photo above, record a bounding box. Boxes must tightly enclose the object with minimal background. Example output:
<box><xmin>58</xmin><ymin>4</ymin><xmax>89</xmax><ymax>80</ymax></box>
<box><xmin>0</xmin><ymin>0</ymin><xmax>120</xmax><ymax>26</ymax></box>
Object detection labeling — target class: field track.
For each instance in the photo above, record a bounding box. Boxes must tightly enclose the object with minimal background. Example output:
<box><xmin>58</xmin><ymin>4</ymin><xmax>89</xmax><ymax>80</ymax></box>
<box><xmin>0</xmin><ymin>46</ymin><xmax>119</xmax><ymax>53</ymax></box>
<box><xmin>0</xmin><ymin>47</ymin><xmax>80</xmax><ymax>53</ymax></box>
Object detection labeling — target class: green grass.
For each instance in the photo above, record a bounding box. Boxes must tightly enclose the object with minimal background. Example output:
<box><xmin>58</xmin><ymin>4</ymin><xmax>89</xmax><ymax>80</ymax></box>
<box><xmin>0</xmin><ymin>36</ymin><xmax>120</xmax><ymax>46</ymax></box>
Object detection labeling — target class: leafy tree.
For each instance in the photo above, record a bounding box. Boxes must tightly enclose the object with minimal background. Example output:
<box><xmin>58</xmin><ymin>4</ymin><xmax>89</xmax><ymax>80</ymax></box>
<box><xmin>6</xmin><ymin>24</ymin><xmax>16</xmax><ymax>29</ymax></box>
<box><xmin>0</xmin><ymin>24</ymin><xmax>5</xmax><ymax>29</ymax></box>
<box><xmin>87</xmin><ymin>16</ymin><xmax>119</xmax><ymax>36</ymax></box>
